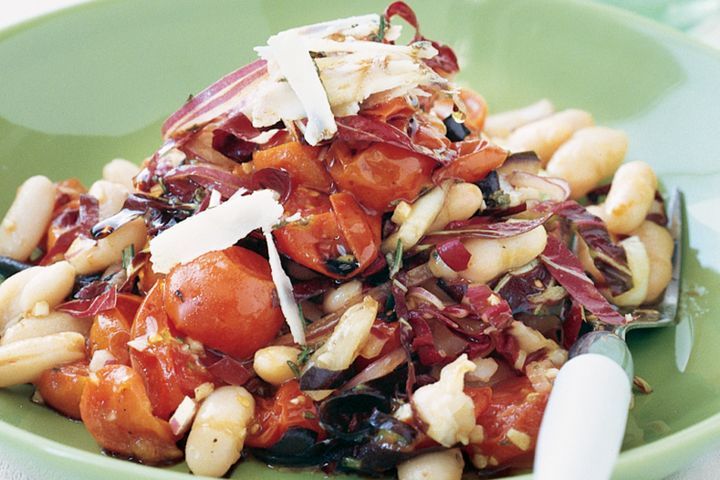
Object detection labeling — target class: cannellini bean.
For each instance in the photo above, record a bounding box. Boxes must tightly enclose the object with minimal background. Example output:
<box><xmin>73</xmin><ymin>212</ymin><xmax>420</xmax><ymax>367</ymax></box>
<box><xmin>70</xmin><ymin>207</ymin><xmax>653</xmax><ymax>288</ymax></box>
<box><xmin>412</xmin><ymin>354</ymin><xmax>476</xmax><ymax>447</ymax></box>
<box><xmin>602</xmin><ymin>161</ymin><xmax>658</xmax><ymax>234</ymax></box>
<box><xmin>459</xmin><ymin>226</ymin><xmax>548</xmax><ymax>283</ymax></box>
<box><xmin>506</xmin><ymin>109</ymin><xmax>594</xmax><ymax>165</ymax></box>
<box><xmin>0</xmin><ymin>176</ymin><xmax>56</xmax><ymax>261</ymax></box>
<box><xmin>185</xmin><ymin>386</ymin><xmax>255</xmax><ymax>477</ymax></box>
<box><xmin>546</xmin><ymin>126</ymin><xmax>628</xmax><ymax>199</ymax></box>
<box><xmin>88</xmin><ymin>180</ymin><xmax>129</xmax><ymax>220</ymax></box>
<box><xmin>383</xmin><ymin>184</ymin><xmax>448</xmax><ymax>253</ymax></box>
<box><xmin>19</xmin><ymin>261</ymin><xmax>75</xmax><ymax>314</ymax></box>
<box><xmin>632</xmin><ymin>221</ymin><xmax>674</xmax><ymax>303</ymax></box>
<box><xmin>311</xmin><ymin>296</ymin><xmax>378</xmax><ymax>371</ymax></box>
<box><xmin>428</xmin><ymin>182</ymin><xmax>485</xmax><ymax>232</ymax></box>
<box><xmin>397</xmin><ymin>448</ymin><xmax>465</xmax><ymax>480</ymax></box>
<box><xmin>1</xmin><ymin>312</ymin><xmax>91</xmax><ymax>346</ymax></box>
<box><xmin>611</xmin><ymin>236</ymin><xmax>650</xmax><ymax>307</ymax></box>
<box><xmin>0</xmin><ymin>268</ymin><xmax>42</xmax><ymax>333</ymax></box>
<box><xmin>102</xmin><ymin>158</ymin><xmax>140</xmax><ymax>191</ymax></box>
<box><xmin>483</xmin><ymin>99</ymin><xmax>555</xmax><ymax>138</ymax></box>
<box><xmin>65</xmin><ymin>218</ymin><xmax>147</xmax><ymax>275</ymax></box>
<box><xmin>0</xmin><ymin>332</ymin><xmax>85</xmax><ymax>388</ymax></box>
<box><xmin>322</xmin><ymin>280</ymin><xmax>363</xmax><ymax>314</ymax></box>
<box><xmin>253</xmin><ymin>346</ymin><xmax>301</xmax><ymax>386</ymax></box>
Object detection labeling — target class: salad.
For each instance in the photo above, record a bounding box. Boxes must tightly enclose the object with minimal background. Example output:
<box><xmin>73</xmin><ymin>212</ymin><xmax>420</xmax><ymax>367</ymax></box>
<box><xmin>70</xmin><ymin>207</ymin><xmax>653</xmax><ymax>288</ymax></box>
<box><xmin>0</xmin><ymin>2</ymin><xmax>674</xmax><ymax>479</ymax></box>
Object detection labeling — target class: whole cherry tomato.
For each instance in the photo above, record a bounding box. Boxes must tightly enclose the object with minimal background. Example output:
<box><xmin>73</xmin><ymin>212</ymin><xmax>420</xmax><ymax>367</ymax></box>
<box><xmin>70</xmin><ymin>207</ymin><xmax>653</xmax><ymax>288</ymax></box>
<box><xmin>130</xmin><ymin>281</ymin><xmax>214</xmax><ymax>419</ymax></box>
<box><xmin>253</xmin><ymin>142</ymin><xmax>333</xmax><ymax>192</ymax></box>
<box><xmin>163</xmin><ymin>247</ymin><xmax>284</xmax><ymax>360</ymax></box>
<box><xmin>327</xmin><ymin>141</ymin><xmax>436</xmax><ymax>213</ymax></box>
<box><xmin>88</xmin><ymin>293</ymin><xmax>142</xmax><ymax>365</ymax></box>
<box><xmin>469</xmin><ymin>376</ymin><xmax>548</xmax><ymax>468</ymax></box>
<box><xmin>35</xmin><ymin>361</ymin><xmax>90</xmax><ymax>420</ymax></box>
<box><xmin>79</xmin><ymin>364</ymin><xmax>182</xmax><ymax>464</ymax></box>
<box><xmin>432</xmin><ymin>139</ymin><xmax>508</xmax><ymax>184</ymax></box>
<box><xmin>246</xmin><ymin>380</ymin><xmax>323</xmax><ymax>449</ymax></box>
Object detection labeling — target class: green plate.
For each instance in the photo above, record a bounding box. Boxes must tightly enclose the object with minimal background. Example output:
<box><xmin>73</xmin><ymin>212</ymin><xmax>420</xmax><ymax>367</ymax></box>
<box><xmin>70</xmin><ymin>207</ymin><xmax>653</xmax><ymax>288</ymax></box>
<box><xmin>1</xmin><ymin>0</ymin><xmax>719</xmax><ymax>478</ymax></box>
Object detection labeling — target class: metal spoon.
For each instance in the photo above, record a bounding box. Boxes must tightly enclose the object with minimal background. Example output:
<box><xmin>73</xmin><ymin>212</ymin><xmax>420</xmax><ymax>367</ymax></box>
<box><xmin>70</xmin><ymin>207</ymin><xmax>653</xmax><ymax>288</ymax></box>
<box><xmin>533</xmin><ymin>188</ymin><xmax>684</xmax><ymax>480</ymax></box>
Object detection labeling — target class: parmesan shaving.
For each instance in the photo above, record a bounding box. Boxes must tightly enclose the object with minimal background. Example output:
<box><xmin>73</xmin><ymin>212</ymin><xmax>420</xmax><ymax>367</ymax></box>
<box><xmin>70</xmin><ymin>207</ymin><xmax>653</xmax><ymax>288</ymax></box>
<box><xmin>149</xmin><ymin>189</ymin><xmax>283</xmax><ymax>274</ymax></box>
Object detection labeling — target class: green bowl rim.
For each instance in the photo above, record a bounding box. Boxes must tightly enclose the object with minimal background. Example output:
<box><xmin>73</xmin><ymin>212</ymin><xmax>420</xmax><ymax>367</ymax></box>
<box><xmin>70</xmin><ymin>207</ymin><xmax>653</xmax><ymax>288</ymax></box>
<box><xmin>1</xmin><ymin>0</ymin><xmax>719</xmax><ymax>478</ymax></box>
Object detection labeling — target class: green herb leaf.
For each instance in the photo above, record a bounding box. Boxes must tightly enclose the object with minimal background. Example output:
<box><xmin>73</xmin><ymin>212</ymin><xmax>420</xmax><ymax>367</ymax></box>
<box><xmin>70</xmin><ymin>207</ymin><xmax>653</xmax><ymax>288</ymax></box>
<box><xmin>303</xmin><ymin>411</ymin><xmax>316</xmax><ymax>420</ymax></box>
<box><xmin>373</xmin><ymin>14</ymin><xmax>387</xmax><ymax>42</ymax></box>
<box><xmin>286</xmin><ymin>360</ymin><xmax>301</xmax><ymax>378</ymax></box>
<box><xmin>386</xmin><ymin>239</ymin><xmax>403</xmax><ymax>278</ymax></box>
<box><xmin>121</xmin><ymin>244</ymin><xmax>135</xmax><ymax>271</ymax></box>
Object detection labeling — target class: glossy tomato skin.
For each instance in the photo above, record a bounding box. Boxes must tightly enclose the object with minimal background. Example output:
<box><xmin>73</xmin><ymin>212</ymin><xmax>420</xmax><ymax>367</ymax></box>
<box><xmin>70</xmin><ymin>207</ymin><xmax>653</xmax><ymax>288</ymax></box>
<box><xmin>253</xmin><ymin>142</ymin><xmax>333</xmax><ymax>193</ymax></box>
<box><xmin>246</xmin><ymin>380</ymin><xmax>323</xmax><ymax>449</ymax></box>
<box><xmin>164</xmin><ymin>247</ymin><xmax>284</xmax><ymax>360</ymax></box>
<box><xmin>433</xmin><ymin>139</ymin><xmax>508</xmax><ymax>184</ymax></box>
<box><xmin>79</xmin><ymin>364</ymin><xmax>182</xmax><ymax>464</ymax></box>
<box><xmin>89</xmin><ymin>294</ymin><xmax>142</xmax><ymax>365</ymax></box>
<box><xmin>130</xmin><ymin>281</ymin><xmax>214</xmax><ymax>419</ymax></box>
<box><xmin>36</xmin><ymin>361</ymin><xmax>90</xmax><ymax>420</ymax></box>
<box><xmin>274</xmin><ymin>188</ymin><xmax>381</xmax><ymax>279</ymax></box>
<box><xmin>468</xmin><ymin>376</ymin><xmax>548</xmax><ymax>468</ymax></box>
<box><xmin>459</xmin><ymin>88</ymin><xmax>488</xmax><ymax>133</ymax></box>
<box><xmin>327</xmin><ymin>141</ymin><xmax>436</xmax><ymax>213</ymax></box>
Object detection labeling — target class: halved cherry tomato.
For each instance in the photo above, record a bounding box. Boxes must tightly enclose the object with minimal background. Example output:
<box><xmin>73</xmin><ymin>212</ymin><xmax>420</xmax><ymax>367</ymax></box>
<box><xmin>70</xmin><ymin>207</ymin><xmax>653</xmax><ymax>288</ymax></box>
<box><xmin>274</xmin><ymin>189</ymin><xmax>381</xmax><ymax>279</ymax></box>
<box><xmin>164</xmin><ymin>247</ymin><xmax>284</xmax><ymax>360</ymax></box>
<box><xmin>36</xmin><ymin>361</ymin><xmax>90</xmax><ymax>420</ymax></box>
<box><xmin>469</xmin><ymin>376</ymin><xmax>548</xmax><ymax>468</ymax></box>
<box><xmin>89</xmin><ymin>294</ymin><xmax>142</xmax><ymax>364</ymax></box>
<box><xmin>246</xmin><ymin>380</ymin><xmax>323</xmax><ymax>449</ymax></box>
<box><xmin>130</xmin><ymin>281</ymin><xmax>214</xmax><ymax>419</ymax></box>
<box><xmin>432</xmin><ymin>139</ymin><xmax>508</xmax><ymax>184</ymax></box>
<box><xmin>459</xmin><ymin>88</ymin><xmax>488</xmax><ymax>133</ymax></box>
<box><xmin>411</xmin><ymin>112</ymin><xmax>453</xmax><ymax>154</ymax></box>
<box><xmin>80</xmin><ymin>364</ymin><xmax>182</xmax><ymax>464</ymax></box>
<box><xmin>253</xmin><ymin>142</ymin><xmax>333</xmax><ymax>192</ymax></box>
<box><xmin>327</xmin><ymin>141</ymin><xmax>436</xmax><ymax>213</ymax></box>
<box><xmin>362</xmin><ymin>96</ymin><xmax>416</xmax><ymax>131</ymax></box>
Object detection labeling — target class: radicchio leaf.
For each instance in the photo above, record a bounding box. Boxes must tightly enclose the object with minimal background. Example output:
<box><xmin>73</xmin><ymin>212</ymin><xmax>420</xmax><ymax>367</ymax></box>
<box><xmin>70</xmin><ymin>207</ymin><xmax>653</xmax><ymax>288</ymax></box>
<box><xmin>251</xmin><ymin>168</ymin><xmax>292</xmax><ymax>203</ymax></box>
<box><xmin>422</xmin><ymin>211</ymin><xmax>552</xmax><ymax>244</ymax></box>
<box><xmin>464</xmin><ymin>284</ymin><xmax>514</xmax><ymax>329</ymax></box>
<box><xmin>39</xmin><ymin>194</ymin><xmax>100</xmax><ymax>265</ymax></box>
<box><xmin>163</xmin><ymin>164</ymin><xmax>251</xmax><ymax>200</ymax></box>
<box><xmin>539</xmin><ymin>236</ymin><xmax>626</xmax><ymax>325</ymax></box>
<box><xmin>561</xmin><ymin>299</ymin><xmax>585</xmax><ymax>350</ymax></box>
<box><xmin>57</xmin><ymin>286</ymin><xmax>117</xmax><ymax>318</ymax></box>
<box><xmin>435</xmin><ymin>239</ymin><xmax>471</xmax><ymax>271</ymax></box>
<box><xmin>494</xmin><ymin>261</ymin><xmax>555</xmax><ymax>313</ymax></box>
<box><xmin>553</xmin><ymin>200</ymin><xmax>632</xmax><ymax>295</ymax></box>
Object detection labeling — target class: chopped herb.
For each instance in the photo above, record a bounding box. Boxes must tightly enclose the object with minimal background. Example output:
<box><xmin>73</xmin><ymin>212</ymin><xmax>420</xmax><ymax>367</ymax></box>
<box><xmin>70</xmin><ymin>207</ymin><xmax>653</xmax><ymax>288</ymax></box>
<box><xmin>186</xmin><ymin>93</ymin><xmax>194</xmax><ymax>103</ymax></box>
<box><xmin>29</xmin><ymin>247</ymin><xmax>44</xmax><ymax>262</ymax></box>
<box><xmin>303</xmin><ymin>411</ymin><xmax>316</xmax><ymax>420</ymax></box>
<box><xmin>298</xmin><ymin>302</ymin><xmax>307</xmax><ymax>326</ymax></box>
<box><xmin>287</xmin><ymin>360</ymin><xmax>302</xmax><ymax>378</ymax></box>
<box><xmin>386</xmin><ymin>239</ymin><xmax>403</xmax><ymax>279</ymax></box>
<box><xmin>340</xmin><ymin>457</ymin><xmax>362</xmax><ymax>470</ymax></box>
<box><xmin>372</xmin><ymin>14</ymin><xmax>386</xmax><ymax>42</ymax></box>
<box><xmin>297</xmin><ymin>345</ymin><xmax>314</xmax><ymax>366</ymax></box>
<box><xmin>325</xmin><ymin>255</ymin><xmax>359</xmax><ymax>276</ymax></box>
<box><xmin>121</xmin><ymin>244</ymin><xmax>135</xmax><ymax>271</ymax></box>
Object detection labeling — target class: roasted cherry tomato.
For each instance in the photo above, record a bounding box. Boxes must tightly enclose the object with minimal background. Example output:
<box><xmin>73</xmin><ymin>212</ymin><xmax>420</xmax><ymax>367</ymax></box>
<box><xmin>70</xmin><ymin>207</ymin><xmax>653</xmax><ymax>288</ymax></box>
<box><xmin>274</xmin><ymin>189</ymin><xmax>381</xmax><ymax>279</ymax></box>
<box><xmin>469</xmin><ymin>376</ymin><xmax>548</xmax><ymax>468</ymax></box>
<box><xmin>89</xmin><ymin>294</ymin><xmax>142</xmax><ymax>364</ymax></box>
<box><xmin>164</xmin><ymin>247</ymin><xmax>284</xmax><ymax>360</ymax></box>
<box><xmin>35</xmin><ymin>361</ymin><xmax>90</xmax><ymax>420</ymax></box>
<box><xmin>362</xmin><ymin>96</ymin><xmax>416</xmax><ymax>131</ymax></box>
<box><xmin>327</xmin><ymin>141</ymin><xmax>436</xmax><ymax>213</ymax></box>
<box><xmin>79</xmin><ymin>364</ymin><xmax>182</xmax><ymax>464</ymax></box>
<box><xmin>253</xmin><ymin>142</ymin><xmax>333</xmax><ymax>192</ymax></box>
<box><xmin>432</xmin><ymin>139</ymin><xmax>508</xmax><ymax>184</ymax></box>
<box><xmin>130</xmin><ymin>281</ymin><xmax>214</xmax><ymax>419</ymax></box>
<box><xmin>459</xmin><ymin>88</ymin><xmax>488</xmax><ymax>133</ymax></box>
<box><xmin>246</xmin><ymin>380</ymin><xmax>323</xmax><ymax>449</ymax></box>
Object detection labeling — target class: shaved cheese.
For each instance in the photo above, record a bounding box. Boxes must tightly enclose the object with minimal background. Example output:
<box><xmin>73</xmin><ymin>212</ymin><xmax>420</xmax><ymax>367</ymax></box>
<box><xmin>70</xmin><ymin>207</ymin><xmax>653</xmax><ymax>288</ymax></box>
<box><xmin>263</xmin><ymin>228</ymin><xmax>305</xmax><ymax>345</ymax></box>
<box><xmin>89</xmin><ymin>349</ymin><xmax>116</xmax><ymax>373</ymax></box>
<box><xmin>149</xmin><ymin>189</ymin><xmax>283</xmax><ymax>274</ymax></box>
<box><xmin>169</xmin><ymin>396</ymin><xmax>197</xmax><ymax>437</ymax></box>
<box><xmin>266</xmin><ymin>31</ymin><xmax>336</xmax><ymax>145</ymax></box>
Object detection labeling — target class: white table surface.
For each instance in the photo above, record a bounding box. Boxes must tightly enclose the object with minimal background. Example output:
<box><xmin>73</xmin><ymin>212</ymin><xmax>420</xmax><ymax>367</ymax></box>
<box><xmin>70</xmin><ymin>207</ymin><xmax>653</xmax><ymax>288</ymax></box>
<box><xmin>0</xmin><ymin>1</ymin><xmax>719</xmax><ymax>479</ymax></box>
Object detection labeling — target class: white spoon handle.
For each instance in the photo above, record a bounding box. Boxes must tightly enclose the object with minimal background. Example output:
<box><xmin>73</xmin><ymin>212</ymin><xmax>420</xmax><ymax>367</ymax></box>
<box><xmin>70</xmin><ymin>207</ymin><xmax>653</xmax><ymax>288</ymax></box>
<box><xmin>533</xmin><ymin>353</ymin><xmax>632</xmax><ymax>480</ymax></box>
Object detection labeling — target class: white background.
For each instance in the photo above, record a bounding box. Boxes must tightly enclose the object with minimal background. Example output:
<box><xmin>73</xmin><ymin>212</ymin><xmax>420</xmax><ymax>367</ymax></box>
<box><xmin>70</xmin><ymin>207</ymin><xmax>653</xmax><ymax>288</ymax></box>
<box><xmin>0</xmin><ymin>1</ymin><xmax>718</xmax><ymax>479</ymax></box>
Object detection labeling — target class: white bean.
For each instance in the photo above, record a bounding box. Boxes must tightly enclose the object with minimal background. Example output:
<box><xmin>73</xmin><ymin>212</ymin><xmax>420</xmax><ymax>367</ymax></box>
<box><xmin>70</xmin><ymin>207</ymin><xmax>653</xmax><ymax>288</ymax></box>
<box><xmin>185</xmin><ymin>386</ymin><xmax>255</xmax><ymax>477</ymax></box>
<box><xmin>0</xmin><ymin>332</ymin><xmax>85</xmax><ymax>388</ymax></box>
<box><xmin>483</xmin><ymin>99</ymin><xmax>555</xmax><ymax>138</ymax></box>
<box><xmin>428</xmin><ymin>182</ymin><xmax>485</xmax><ymax>232</ymax></box>
<box><xmin>397</xmin><ymin>448</ymin><xmax>465</xmax><ymax>480</ymax></box>
<box><xmin>1</xmin><ymin>312</ymin><xmax>91</xmax><ymax>346</ymax></box>
<box><xmin>506</xmin><ymin>109</ymin><xmax>594</xmax><ymax>165</ymax></box>
<box><xmin>382</xmin><ymin>184</ymin><xmax>448</xmax><ymax>253</ymax></box>
<box><xmin>65</xmin><ymin>218</ymin><xmax>147</xmax><ymax>275</ymax></box>
<box><xmin>632</xmin><ymin>221</ymin><xmax>674</xmax><ymax>303</ymax></box>
<box><xmin>253</xmin><ymin>346</ymin><xmax>301</xmax><ymax>386</ymax></box>
<box><xmin>88</xmin><ymin>180</ymin><xmax>129</xmax><ymax>220</ymax></box>
<box><xmin>102</xmin><ymin>158</ymin><xmax>140</xmax><ymax>191</ymax></box>
<box><xmin>0</xmin><ymin>268</ymin><xmax>42</xmax><ymax>333</ymax></box>
<box><xmin>0</xmin><ymin>176</ymin><xmax>56</xmax><ymax>261</ymax></box>
<box><xmin>322</xmin><ymin>280</ymin><xmax>362</xmax><ymax>314</ymax></box>
<box><xmin>602</xmin><ymin>161</ymin><xmax>657</xmax><ymax>234</ymax></box>
<box><xmin>546</xmin><ymin>126</ymin><xmax>627</xmax><ymax>199</ymax></box>
<box><xmin>459</xmin><ymin>226</ymin><xmax>548</xmax><ymax>284</ymax></box>
<box><xmin>611</xmin><ymin>236</ymin><xmax>650</xmax><ymax>307</ymax></box>
<box><xmin>19</xmin><ymin>261</ymin><xmax>75</xmax><ymax>314</ymax></box>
